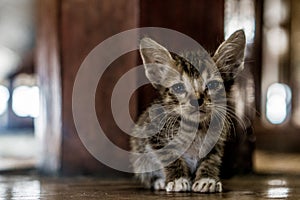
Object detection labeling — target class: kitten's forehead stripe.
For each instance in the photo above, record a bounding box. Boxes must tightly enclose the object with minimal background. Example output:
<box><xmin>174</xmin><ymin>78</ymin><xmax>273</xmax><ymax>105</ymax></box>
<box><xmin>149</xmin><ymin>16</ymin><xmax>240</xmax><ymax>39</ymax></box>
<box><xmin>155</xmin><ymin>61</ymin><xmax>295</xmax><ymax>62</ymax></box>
<box><xmin>171</xmin><ymin>50</ymin><xmax>215</xmax><ymax>82</ymax></box>
<box><xmin>193</xmin><ymin>79</ymin><xmax>198</xmax><ymax>91</ymax></box>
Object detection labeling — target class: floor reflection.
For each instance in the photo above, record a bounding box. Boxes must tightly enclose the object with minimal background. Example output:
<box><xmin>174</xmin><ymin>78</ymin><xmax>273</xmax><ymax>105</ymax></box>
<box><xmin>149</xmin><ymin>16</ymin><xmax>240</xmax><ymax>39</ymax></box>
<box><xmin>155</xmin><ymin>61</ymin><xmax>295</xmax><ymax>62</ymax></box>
<box><xmin>267</xmin><ymin>179</ymin><xmax>287</xmax><ymax>186</ymax></box>
<box><xmin>0</xmin><ymin>175</ymin><xmax>299</xmax><ymax>199</ymax></box>
<box><xmin>267</xmin><ymin>187</ymin><xmax>289</xmax><ymax>199</ymax></box>
<box><xmin>0</xmin><ymin>178</ymin><xmax>40</xmax><ymax>200</ymax></box>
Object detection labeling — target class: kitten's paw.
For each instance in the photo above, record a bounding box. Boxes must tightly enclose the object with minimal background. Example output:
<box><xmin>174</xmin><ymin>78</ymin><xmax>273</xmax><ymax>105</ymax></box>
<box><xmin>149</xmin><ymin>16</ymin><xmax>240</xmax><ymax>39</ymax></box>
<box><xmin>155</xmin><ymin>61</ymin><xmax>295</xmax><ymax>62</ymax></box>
<box><xmin>192</xmin><ymin>178</ymin><xmax>222</xmax><ymax>193</ymax></box>
<box><xmin>165</xmin><ymin>177</ymin><xmax>191</xmax><ymax>192</ymax></box>
<box><xmin>153</xmin><ymin>178</ymin><xmax>165</xmax><ymax>190</ymax></box>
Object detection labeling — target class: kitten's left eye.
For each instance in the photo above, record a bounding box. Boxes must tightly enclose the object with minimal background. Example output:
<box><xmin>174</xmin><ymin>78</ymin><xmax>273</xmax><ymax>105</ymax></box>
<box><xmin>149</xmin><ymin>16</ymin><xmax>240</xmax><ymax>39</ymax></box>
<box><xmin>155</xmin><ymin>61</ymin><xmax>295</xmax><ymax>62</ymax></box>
<box><xmin>207</xmin><ymin>80</ymin><xmax>221</xmax><ymax>90</ymax></box>
<box><xmin>171</xmin><ymin>83</ymin><xmax>186</xmax><ymax>94</ymax></box>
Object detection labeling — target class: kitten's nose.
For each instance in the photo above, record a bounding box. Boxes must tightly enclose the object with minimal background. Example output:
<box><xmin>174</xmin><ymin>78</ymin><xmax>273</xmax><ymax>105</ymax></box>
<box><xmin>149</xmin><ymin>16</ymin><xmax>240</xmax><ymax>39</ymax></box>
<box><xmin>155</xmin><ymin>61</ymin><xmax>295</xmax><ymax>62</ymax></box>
<box><xmin>190</xmin><ymin>98</ymin><xmax>204</xmax><ymax>107</ymax></box>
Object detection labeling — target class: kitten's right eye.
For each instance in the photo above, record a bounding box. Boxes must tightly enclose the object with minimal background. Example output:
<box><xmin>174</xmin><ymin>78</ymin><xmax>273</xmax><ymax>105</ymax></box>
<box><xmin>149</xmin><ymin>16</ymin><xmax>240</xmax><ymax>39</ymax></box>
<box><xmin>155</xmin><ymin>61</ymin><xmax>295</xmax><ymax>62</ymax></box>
<box><xmin>171</xmin><ymin>83</ymin><xmax>186</xmax><ymax>94</ymax></box>
<box><xmin>207</xmin><ymin>80</ymin><xmax>221</xmax><ymax>90</ymax></box>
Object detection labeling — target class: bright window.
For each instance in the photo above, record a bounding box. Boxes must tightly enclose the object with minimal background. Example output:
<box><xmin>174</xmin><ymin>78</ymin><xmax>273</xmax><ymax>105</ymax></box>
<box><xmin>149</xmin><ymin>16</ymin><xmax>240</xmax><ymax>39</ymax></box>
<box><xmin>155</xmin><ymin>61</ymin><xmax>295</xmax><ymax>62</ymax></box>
<box><xmin>12</xmin><ymin>86</ymin><xmax>39</xmax><ymax>118</ymax></box>
<box><xmin>266</xmin><ymin>83</ymin><xmax>291</xmax><ymax>124</ymax></box>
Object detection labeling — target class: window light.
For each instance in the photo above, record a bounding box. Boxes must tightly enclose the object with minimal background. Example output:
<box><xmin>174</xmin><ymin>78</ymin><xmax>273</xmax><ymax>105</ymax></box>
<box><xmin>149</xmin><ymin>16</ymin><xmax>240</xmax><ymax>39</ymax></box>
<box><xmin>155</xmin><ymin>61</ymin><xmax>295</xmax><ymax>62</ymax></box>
<box><xmin>12</xmin><ymin>86</ymin><xmax>39</xmax><ymax>118</ymax></box>
<box><xmin>266</xmin><ymin>83</ymin><xmax>291</xmax><ymax>124</ymax></box>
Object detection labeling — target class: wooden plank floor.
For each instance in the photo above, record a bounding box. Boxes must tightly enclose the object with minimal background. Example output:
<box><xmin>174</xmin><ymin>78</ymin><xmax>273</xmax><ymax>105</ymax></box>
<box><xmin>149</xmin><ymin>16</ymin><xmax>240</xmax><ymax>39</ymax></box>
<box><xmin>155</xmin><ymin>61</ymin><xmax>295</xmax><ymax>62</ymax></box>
<box><xmin>0</xmin><ymin>175</ymin><xmax>300</xmax><ymax>199</ymax></box>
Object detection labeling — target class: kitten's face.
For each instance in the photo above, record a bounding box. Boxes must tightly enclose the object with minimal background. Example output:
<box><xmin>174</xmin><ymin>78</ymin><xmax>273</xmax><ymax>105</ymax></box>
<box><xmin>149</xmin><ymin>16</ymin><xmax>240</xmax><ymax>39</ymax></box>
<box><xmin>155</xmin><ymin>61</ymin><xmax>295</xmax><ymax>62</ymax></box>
<box><xmin>162</xmin><ymin>63</ymin><xmax>224</xmax><ymax>123</ymax></box>
<box><xmin>140</xmin><ymin>30</ymin><xmax>246</xmax><ymax>124</ymax></box>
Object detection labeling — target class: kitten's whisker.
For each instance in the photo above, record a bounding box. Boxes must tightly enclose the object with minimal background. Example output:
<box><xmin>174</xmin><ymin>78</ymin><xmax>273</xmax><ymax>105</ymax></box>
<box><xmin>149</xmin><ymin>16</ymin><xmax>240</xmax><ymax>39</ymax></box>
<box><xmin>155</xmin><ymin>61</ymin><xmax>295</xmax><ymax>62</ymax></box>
<box><xmin>165</xmin><ymin>116</ymin><xmax>176</xmax><ymax>138</ymax></box>
<box><xmin>222</xmin><ymin>104</ymin><xmax>253</xmax><ymax>128</ymax></box>
<box><xmin>170</xmin><ymin>116</ymin><xmax>179</xmax><ymax>138</ymax></box>
<box><xmin>213</xmin><ymin>105</ymin><xmax>248</xmax><ymax>136</ymax></box>
<box><xmin>212</xmin><ymin>109</ymin><xmax>234</xmax><ymax>137</ymax></box>
<box><xmin>171</xmin><ymin>116</ymin><xmax>179</xmax><ymax>138</ymax></box>
<box><xmin>159</xmin><ymin>114</ymin><xmax>176</xmax><ymax>129</ymax></box>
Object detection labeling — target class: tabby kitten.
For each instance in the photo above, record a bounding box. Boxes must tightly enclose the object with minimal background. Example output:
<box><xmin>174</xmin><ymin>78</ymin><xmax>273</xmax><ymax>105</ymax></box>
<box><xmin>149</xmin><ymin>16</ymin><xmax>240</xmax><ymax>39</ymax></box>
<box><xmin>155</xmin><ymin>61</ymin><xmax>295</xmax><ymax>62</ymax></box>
<box><xmin>130</xmin><ymin>30</ymin><xmax>246</xmax><ymax>193</ymax></box>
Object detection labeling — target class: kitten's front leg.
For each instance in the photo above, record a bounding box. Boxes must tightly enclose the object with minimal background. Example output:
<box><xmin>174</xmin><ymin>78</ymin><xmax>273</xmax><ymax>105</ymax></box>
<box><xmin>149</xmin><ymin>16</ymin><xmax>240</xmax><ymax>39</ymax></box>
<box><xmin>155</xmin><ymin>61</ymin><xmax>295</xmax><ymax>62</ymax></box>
<box><xmin>164</xmin><ymin>158</ymin><xmax>191</xmax><ymax>192</ymax></box>
<box><xmin>192</xmin><ymin>146</ymin><xmax>223</xmax><ymax>193</ymax></box>
<box><xmin>192</xmin><ymin>177</ymin><xmax>222</xmax><ymax>193</ymax></box>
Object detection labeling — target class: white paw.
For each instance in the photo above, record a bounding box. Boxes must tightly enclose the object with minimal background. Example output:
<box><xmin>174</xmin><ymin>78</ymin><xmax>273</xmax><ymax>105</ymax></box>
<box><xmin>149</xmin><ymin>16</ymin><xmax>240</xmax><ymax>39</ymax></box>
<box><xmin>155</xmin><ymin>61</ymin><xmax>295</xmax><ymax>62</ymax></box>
<box><xmin>192</xmin><ymin>178</ymin><xmax>222</xmax><ymax>193</ymax></box>
<box><xmin>153</xmin><ymin>178</ymin><xmax>165</xmax><ymax>190</ymax></box>
<box><xmin>165</xmin><ymin>177</ymin><xmax>191</xmax><ymax>192</ymax></box>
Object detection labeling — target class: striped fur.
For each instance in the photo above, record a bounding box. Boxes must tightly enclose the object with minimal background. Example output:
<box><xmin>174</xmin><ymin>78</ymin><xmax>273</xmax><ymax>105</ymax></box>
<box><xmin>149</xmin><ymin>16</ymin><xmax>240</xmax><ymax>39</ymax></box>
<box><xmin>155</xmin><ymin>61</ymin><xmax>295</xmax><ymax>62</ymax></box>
<box><xmin>130</xmin><ymin>30</ymin><xmax>246</xmax><ymax>193</ymax></box>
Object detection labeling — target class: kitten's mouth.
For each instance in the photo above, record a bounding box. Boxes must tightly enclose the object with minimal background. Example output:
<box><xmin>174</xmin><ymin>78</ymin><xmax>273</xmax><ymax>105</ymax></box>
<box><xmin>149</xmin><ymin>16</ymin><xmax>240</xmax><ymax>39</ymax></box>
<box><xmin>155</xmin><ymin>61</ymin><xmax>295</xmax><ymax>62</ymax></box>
<box><xmin>190</xmin><ymin>109</ymin><xmax>208</xmax><ymax>115</ymax></box>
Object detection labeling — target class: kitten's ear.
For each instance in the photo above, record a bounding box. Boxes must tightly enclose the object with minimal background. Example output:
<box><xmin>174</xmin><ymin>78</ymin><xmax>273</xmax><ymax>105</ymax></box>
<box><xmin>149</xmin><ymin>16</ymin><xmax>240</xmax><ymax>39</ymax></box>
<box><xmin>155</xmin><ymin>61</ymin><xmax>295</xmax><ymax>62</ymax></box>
<box><xmin>140</xmin><ymin>37</ymin><xmax>179</xmax><ymax>88</ymax></box>
<box><xmin>213</xmin><ymin>30</ymin><xmax>246</xmax><ymax>81</ymax></box>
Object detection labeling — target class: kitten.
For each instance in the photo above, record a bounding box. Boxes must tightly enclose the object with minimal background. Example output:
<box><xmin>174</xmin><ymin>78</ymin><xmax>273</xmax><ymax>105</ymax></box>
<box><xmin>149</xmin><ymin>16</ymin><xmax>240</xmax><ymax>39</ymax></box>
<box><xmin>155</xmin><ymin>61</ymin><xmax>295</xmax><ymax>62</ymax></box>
<box><xmin>130</xmin><ymin>30</ymin><xmax>246</xmax><ymax>193</ymax></box>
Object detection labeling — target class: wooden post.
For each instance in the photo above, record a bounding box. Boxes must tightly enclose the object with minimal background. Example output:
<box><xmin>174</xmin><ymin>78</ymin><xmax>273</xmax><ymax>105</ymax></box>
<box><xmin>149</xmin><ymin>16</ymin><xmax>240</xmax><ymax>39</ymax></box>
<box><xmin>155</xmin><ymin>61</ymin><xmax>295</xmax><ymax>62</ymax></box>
<box><xmin>36</xmin><ymin>0</ymin><xmax>62</xmax><ymax>174</ymax></box>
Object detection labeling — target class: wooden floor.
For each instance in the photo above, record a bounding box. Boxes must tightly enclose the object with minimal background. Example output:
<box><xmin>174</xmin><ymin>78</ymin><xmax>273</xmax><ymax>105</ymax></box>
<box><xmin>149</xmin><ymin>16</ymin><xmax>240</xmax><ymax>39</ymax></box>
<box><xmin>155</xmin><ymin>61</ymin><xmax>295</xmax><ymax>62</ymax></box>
<box><xmin>0</xmin><ymin>175</ymin><xmax>300</xmax><ymax>199</ymax></box>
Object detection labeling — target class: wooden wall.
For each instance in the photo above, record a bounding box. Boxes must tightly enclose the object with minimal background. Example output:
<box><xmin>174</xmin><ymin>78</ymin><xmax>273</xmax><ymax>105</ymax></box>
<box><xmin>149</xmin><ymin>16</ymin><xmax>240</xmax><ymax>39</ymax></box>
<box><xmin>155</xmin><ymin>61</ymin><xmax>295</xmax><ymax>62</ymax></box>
<box><xmin>60</xmin><ymin>0</ymin><xmax>139</xmax><ymax>175</ymax></box>
<box><xmin>35</xmin><ymin>0</ymin><xmax>253</xmax><ymax>176</ymax></box>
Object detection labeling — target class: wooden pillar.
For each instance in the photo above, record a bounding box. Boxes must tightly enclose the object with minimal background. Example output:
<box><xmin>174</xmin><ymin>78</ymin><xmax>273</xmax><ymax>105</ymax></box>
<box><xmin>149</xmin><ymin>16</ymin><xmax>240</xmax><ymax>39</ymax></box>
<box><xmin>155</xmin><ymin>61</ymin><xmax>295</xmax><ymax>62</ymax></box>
<box><xmin>36</xmin><ymin>0</ymin><xmax>62</xmax><ymax>174</ymax></box>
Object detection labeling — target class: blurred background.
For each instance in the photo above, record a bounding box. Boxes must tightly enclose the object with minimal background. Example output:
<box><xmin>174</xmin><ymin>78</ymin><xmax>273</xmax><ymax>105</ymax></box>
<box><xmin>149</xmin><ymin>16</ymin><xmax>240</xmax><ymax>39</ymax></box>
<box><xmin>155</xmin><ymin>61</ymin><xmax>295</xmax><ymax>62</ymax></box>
<box><xmin>0</xmin><ymin>0</ymin><xmax>299</xmax><ymax>177</ymax></box>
